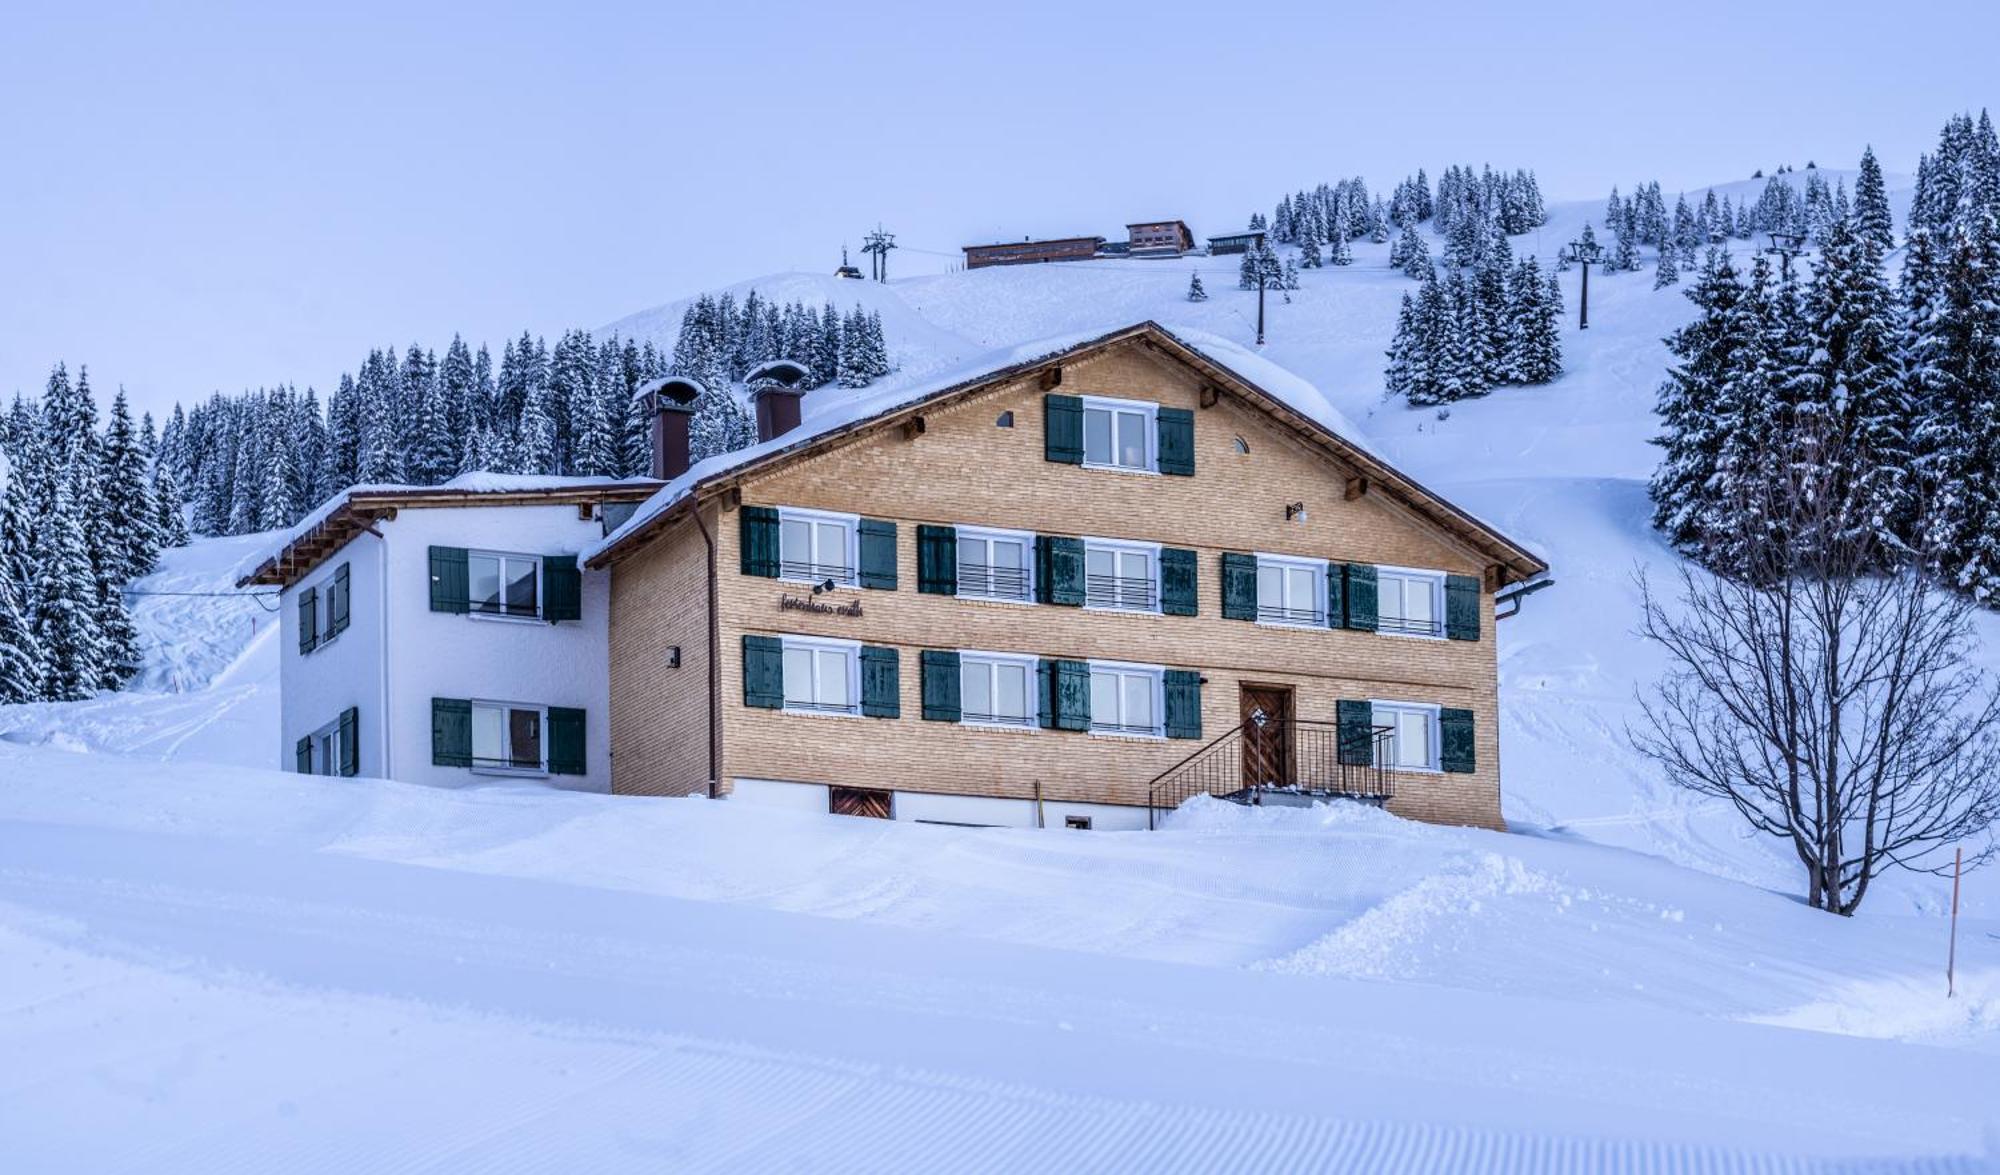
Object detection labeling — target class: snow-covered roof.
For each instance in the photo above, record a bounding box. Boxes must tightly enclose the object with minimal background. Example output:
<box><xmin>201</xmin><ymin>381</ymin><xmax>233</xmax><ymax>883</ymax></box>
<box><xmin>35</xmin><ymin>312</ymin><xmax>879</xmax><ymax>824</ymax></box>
<box><xmin>584</xmin><ymin>321</ymin><xmax>1546</xmax><ymax>580</ymax></box>
<box><xmin>235</xmin><ymin>471</ymin><xmax>661</xmax><ymax>588</ymax></box>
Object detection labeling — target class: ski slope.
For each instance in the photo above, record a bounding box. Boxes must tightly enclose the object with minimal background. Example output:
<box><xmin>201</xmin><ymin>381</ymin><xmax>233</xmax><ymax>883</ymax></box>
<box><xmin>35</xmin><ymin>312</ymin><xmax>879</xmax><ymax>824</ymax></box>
<box><xmin>5</xmin><ymin>171</ymin><xmax>2000</xmax><ymax>1171</ymax></box>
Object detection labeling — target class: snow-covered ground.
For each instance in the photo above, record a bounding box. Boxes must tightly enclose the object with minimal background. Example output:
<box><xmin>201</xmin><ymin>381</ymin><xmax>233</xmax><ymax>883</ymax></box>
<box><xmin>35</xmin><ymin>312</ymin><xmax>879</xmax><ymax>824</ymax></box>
<box><xmin>6</xmin><ymin>172</ymin><xmax>2000</xmax><ymax>1171</ymax></box>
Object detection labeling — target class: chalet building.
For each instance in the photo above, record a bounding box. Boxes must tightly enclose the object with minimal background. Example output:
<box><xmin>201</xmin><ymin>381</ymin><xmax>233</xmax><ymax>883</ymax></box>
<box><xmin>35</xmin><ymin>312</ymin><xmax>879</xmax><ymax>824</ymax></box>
<box><xmin>238</xmin><ymin>475</ymin><xmax>660</xmax><ymax>792</ymax></box>
<box><xmin>588</xmin><ymin>323</ymin><xmax>1548</xmax><ymax>830</ymax></box>
<box><xmin>1206</xmin><ymin>230</ymin><xmax>1264</xmax><ymax>256</ymax></box>
<box><xmin>962</xmin><ymin>236</ymin><xmax>1106</xmax><ymax>270</ymax></box>
<box><xmin>1126</xmin><ymin>220</ymin><xmax>1196</xmax><ymax>258</ymax></box>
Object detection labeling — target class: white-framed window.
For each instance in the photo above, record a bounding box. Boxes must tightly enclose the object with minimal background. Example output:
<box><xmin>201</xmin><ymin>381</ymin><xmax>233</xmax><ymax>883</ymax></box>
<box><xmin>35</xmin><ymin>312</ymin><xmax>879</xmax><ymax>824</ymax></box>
<box><xmin>469</xmin><ymin>551</ymin><xmax>542</xmax><ymax>618</ymax></box>
<box><xmin>779</xmin><ymin>507</ymin><xmax>859</xmax><ymax>586</ymax></box>
<box><xmin>1089</xmin><ymin>660</ymin><xmax>1164</xmax><ymax>738</ymax></box>
<box><xmin>1081</xmin><ymin>395</ymin><xmax>1158</xmax><ymax>472</ymax></box>
<box><xmin>471</xmin><ymin>701</ymin><xmax>547</xmax><ymax>773</ymax></box>
<box><xmin>1377</xmin><ymin>566</ymin><xmax>1446</xmax><ymax>638</ymax></box>
<box><xmin>1373</xmin><ymin>701</ymin><xmax>1440</xmax><ymax>771</ymax></box>
<box><xmin>956</xmin><ymin>525</ymin><xmax>1034</xmax><ymax>603</ymax></box>
<box><xmin>781</xmin><ymin>635</ymin><xmax>861</xmax><ymax>716</ymax></box>
<box><xmin>1256</xmin><ymin>553</ymin><xmax>1329</xmax><ymax>627</ymax></box>
<box><xmin>306</xmin><ymin>717</ymin><xmax>344</xmax><ymax>777</ymax></box>
<box><xmin>1084</xmin><ymin>538</ymin><xmax>1160</xmax><ymax>612</ymax></box>
<box><xmin>959</xmin><ymin>650</ymin><xmax>1038</xmax><ymax>728</ymax></box>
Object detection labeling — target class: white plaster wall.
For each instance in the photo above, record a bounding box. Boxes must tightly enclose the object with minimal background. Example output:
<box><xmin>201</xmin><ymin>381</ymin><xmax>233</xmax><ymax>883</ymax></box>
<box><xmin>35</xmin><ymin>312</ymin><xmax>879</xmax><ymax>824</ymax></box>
<box><xmin>381</xmin><ymin>504</ymin><xmax>616</xmax><ymax>792</ymax></box>
<box><xmin>279</xmin><ymin>532</ymin><xmax>387</xmax><ymax>777</ymax></box>
<box><xmin>730</xmin><ymin>777</ymin><xmax>833</xmax><ymax>813</ymax></box>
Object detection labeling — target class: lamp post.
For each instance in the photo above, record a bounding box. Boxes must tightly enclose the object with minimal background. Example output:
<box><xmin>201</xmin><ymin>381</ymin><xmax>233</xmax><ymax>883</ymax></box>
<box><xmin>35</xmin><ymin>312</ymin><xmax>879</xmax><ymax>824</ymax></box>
<box><xmin>1251</xmin><ymin>228</ymin><xmax>1269</xmax><ymax>346</ymax></box>
<box><xmin>1765</xmin><ymin>229</ymin><xmax>1807</xmax><ymax>282</ymax></box>
<box><xmin>1559</xmin><ymin>231</ymin><xmax>1605</xmax><ymax>331</ymax></box>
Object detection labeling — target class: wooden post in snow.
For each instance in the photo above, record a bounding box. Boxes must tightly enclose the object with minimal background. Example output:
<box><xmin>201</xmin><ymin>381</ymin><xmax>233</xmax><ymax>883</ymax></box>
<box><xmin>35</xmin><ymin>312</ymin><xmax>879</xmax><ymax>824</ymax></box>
<box><xmin>1948</xmin><ymin>846</ymin><xmax>1962</xmax><ymax>998</ymax></box>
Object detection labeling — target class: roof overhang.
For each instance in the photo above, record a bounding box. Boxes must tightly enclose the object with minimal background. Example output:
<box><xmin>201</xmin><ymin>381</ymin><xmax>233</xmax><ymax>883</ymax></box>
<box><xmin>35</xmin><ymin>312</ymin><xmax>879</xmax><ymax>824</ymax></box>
<box><xmin>586</xmin><ymin>323</ymin><xmax>1547</xmax><ymax>584</ymax></box>
<box><xmin>237</xmin><ymin>483</ymin><xmax>662</xmax><ymax>589</ymax></box>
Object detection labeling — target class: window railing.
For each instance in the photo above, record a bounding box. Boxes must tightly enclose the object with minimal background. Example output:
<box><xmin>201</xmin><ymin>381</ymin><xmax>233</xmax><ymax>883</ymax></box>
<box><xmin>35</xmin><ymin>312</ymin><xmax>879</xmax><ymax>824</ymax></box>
<box><xmin>780</xmin><ymin>560</ymin><xmax>855</xmax><ymax>585</ymax></box>
<box><xmin>1091</xmin><ymin>719</ymin><xmax>1161</xmax><ymax>737</ymax></box>
<box><xmin>469</xmin><ymin>754</ymin><xmax>545</xmax><ymax>771</ymax></box>
<box><xmin>1378</xmin><ymin>614</ymin><xmax>1443</xmax><ymax>638</ymax></box>
<box><xmin>964</xmin><ymin>710</ymin><xmax>1034</xmax><ymax>726</ymax></box>
<box><xmin>1086</xmin><ymin>574</ymin><xmax>1157</xmax><ymax>611</ymax></box>
<box><xmin>1257</xmin><ymin>604</ymin><xmax>1325</xmax><ymax>626</ymax></box>
<box><xmin>470</xmin><ymin>599</ymin><xmax>542</xmax><ymax>619</ymax></box>
<box><xmin>785</xmin><ymin>698</ymin><xmax>860</xmax><ymax>716</ymax></box>
<box><xmin>959</xmin><ymin>562</ymin><xmax>1032</xmax><ymax>599</ymax></box>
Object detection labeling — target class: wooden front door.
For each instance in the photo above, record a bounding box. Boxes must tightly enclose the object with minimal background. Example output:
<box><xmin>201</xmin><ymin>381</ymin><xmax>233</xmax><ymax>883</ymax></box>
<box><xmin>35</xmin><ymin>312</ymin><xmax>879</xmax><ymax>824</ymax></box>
<box><xmin>1240</xmin><ymin>685</ymin><xmax>1294</xmax><ymax>790</ymax></box>
<box><xmin>829</xmin><ymin>786</ymin><xmax>892</xmax><ymax>820</ymax></box>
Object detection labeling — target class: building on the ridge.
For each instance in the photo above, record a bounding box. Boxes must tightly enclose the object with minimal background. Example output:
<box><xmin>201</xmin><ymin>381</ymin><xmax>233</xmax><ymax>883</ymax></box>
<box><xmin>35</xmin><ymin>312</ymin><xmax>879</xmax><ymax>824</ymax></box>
<box><xmin>1126</xmin><ymin>220</ymin><xmax>1196</xmax><ymax>258</ymax></box>
<box><xmin>961</xmin><ymin>236</ymin><xmax>1106</xmax><ymax>270</ymax></box>
<box><xmin>587</xmin><ymin>322</ymin><xmax>1550</xmax><ymax>830</ymax></box>
<box><xmin>1205</xmin><ymin>229</ymin><xmax>1264</xmax><ymax>256</ymax></box>
<box><xmin>236</xmin><ymin>473</ymin><xmax>661</xmax><ymax>792</ymax></box>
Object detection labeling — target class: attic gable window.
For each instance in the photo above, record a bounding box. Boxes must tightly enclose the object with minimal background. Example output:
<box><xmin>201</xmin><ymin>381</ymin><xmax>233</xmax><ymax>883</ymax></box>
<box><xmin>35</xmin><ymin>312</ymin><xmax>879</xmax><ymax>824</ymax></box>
<box><xmin>778</xmin><ymin>507</ymin><xmax>858</xmax><ymax>586</ymax></box>
<box><xmin>1081</xmin><ymin>396</ymin><xmax>1157</xmax><ymax>472</ymax></box>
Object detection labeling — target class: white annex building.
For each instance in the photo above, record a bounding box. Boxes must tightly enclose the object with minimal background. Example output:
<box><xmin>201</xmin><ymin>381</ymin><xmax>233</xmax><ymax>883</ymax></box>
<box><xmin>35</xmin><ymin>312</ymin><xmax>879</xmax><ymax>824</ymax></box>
<box><xmin>236</xmin><ymin>474</ymin><xmax>660</xmax><ymax>792</ymax></box>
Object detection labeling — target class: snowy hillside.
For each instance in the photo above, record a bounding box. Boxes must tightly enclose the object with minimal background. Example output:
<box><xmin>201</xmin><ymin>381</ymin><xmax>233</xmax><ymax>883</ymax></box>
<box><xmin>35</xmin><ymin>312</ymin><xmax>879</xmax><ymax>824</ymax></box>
<box><xmin>6</xmin><ymin>170</ymin><xmax>2000</xmax><ymax>1170</ymax></box>
<box><xmin>606</xmin><ymin>171</ymin><xmax>1991</xmax><ymax>915</ymax></box>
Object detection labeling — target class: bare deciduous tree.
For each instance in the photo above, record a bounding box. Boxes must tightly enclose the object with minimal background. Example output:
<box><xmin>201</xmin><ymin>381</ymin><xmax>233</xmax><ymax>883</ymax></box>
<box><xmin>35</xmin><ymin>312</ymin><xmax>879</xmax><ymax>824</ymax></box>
<box><xmin>1632</xmin><ymin>422</ymin><xmax>2000</xmax><ymax>914</ymax></box>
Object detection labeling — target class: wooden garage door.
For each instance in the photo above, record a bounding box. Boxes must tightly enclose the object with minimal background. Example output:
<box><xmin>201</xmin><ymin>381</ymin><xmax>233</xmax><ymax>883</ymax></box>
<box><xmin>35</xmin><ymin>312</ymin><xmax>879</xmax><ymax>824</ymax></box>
<box><xmin>829</xmin><ymin>786</ymin><xmax>892</xmax><ymax>820</ymax></box>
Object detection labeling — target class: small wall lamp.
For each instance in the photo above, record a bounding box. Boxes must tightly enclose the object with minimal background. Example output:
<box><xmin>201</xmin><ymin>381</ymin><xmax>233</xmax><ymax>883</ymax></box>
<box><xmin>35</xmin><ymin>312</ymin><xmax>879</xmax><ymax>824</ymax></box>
<box><xmin>1285</xmin><ymin>502</ymin><xmax>1308</xmax><ymax>522</ymax></box>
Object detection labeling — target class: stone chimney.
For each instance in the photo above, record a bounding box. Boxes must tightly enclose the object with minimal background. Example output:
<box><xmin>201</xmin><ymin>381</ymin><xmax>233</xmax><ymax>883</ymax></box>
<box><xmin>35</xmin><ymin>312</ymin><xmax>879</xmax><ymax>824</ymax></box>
<box><xmin>638</xmin><ymin>377</ymin><xmax>701</xmax><ymax>480</ymax></box>
<box><xmin>744</xmin><ymin>359</ymin><xmax>812</xmax><ymax>445</ymax></box>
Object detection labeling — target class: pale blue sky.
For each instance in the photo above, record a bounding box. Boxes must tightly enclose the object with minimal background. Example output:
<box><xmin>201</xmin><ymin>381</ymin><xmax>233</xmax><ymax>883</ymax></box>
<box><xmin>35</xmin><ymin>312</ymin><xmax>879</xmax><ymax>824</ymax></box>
<box><xmin>4</xmin><ymin>0</ymin><xmax>1995</xmax><ymax>419</ymax></box>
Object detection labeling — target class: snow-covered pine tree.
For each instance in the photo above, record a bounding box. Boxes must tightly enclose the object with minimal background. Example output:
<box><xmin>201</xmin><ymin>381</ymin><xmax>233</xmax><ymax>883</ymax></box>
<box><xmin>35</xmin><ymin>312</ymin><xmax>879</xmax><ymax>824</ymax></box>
<box><xmin>1391</xmin><ymin>222</ymin><xmax>1431</xmax><ymax>279</ymax></box>
<box><xmin>1509</xmin><ymin>256</ymin><xmax>1562</xmax><ymax>385</ymax></box>
<box><xmin>152</xmin><ymin>458</ymin><xmax>190</xmax><ymax>548</ymax></box>
<box><xmin>1384</xmin><ymin>293</ymin><xmax>1417</xmax><ymax>402</ymax></box>
<box><xmin>1653</xmin><ymin>234</ymin><xmax>1680</xmax><ymax>288</ymax></box>
<box><xmin>100</xmin><ymin>387</ymin><xmax>161</xmax><ymax>580</ymax></box>
<box><xmin>1297</xmin><ymin>211</ymin><xmax>1322</xmax><ymax>268</ymax></box>
<box><xmin>0</xmin><ymin>545</ymin><xmax>38</xmax><ymax>702</ymax></box>
<box><xmin>1852</xmin><ymin>146</ymin><xmax>1894</xmax><ymax>253</ymax></box>
<box><xmin>1186</xmin><ymin>271</ymin><xmax>1207</xmax><ymax>302</ymax></box>
<box><xmin>517</xmin><ymin>378</ymin><xmax>559</xmax><ymax>475</ymax></box>
<box><xmin>32</xmin><ymin>471</ymin><xmax>105</xmax><ymax>700</ymax></box>
<box><xmin>1651</xmin><ymin>249</ymin><xmax>1755</xmax><ymax>556</ymax></box>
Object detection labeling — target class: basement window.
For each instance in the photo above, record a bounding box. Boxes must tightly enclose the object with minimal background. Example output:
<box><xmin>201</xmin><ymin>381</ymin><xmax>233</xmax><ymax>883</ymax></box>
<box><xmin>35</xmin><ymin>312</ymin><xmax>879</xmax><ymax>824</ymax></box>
<box><xmin>1064</xmin><ymin>815</ymin><xmax>1092</xmax><ymax>830</ymax></box>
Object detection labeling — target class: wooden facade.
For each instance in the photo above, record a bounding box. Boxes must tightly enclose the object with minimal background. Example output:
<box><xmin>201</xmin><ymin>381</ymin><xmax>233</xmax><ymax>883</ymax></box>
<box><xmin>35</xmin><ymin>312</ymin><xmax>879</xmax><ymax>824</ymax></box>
<box><xmin>962</xmin><ymin>236</ymin><xmax>1105</xmax><ymax>270</ymax></box>
<box><xmin>1127</xmin><ymin>220</ymin><xmax>1195</xmax><ymax>257</ymax></box>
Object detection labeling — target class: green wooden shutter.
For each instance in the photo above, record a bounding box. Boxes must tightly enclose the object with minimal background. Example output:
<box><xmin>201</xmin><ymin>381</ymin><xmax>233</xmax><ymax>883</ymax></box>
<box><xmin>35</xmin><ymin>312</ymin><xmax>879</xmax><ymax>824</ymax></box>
<box><xmin>295</xmin><ymin>735</ymin><xmax>312</xmax><ymax>774</ymax></box>
<box><xmin>1157</xmin><ymin>407</ymin><xmax>1195</xmax><ymax>476</ymax></box>
<box><xmin>1445</xmin><ymin>574</ymin><xmax>1481</xmax><ymax>641</ymax></box>
<box><xmin>547</xmin><ymin>706</ymin><xmax>586</xmax><ymax>775</ymax></box>
<box><xmin>1036</xmin><ymin>535</ymin><xmax>1085</xmax><ymax>606</ymax></box>
<box><xmin>338</xmin><ymin>706</ymin><xmax>359</xmax><ymax>777</ymax></box>
<box><xmin>431</xmin><ymin>698</ymin><xmax>471</xmax><ymax>767</ymax></box>
<box><xmin>1160</xmin><ymin>548</ymin><xmax>1198</xmax><ymax>616</ymax></box>
<box><xmin>742</xmin><ymin>634</ymin><xmax>785</xmax><ymax>709</ymax></box>
<box><xmin>1220</xmin><ymin>552</ymin><xmax>1258</xmax><ymax>620</ymax></box>
<box><xmin>329</xmin><ymin>563</ymin><xmax>351</xmax><ymax>636</ymax></box>
<box><xmin>297</xmin><ymin>586</ymin><xmax>318</xmax><ymax>653</ymax></box>
<box><xmin>920</xmin><ymin>649</ymin><xmax>961</xmax><ymax>721</ymax></box>
<box><xmin>1163</xmin><ymin>669</ymin><xmax>1203</xmax><ymax>739</ymax></box>
<box><xmin>917</xmin><ymin>525</ymin><xmax>957</xmax><ymax>594</ymax></box>
<box><xmin>1440</xmin><ymin>707</ymin><xmax>1476</xmax><ymax>773</ymax></box>
<box><xmin>543</xmin><ymin>554</ymin><xmax>582</xmax><ymax>621</ymax></box>
<box><xmin>429</xmin><ymin>546</ymin><xmax>469</xmax><ymax>613</ymax></box>
<box><xmin>1044</xmin><ymin>393</ymin><xmax>1084</xmax><ymax>464</ymax></box>
<box><xmin>1344</xmin><ymin>564</ymin><xmax>1379</xmax><ymax>632</ymax></box>
<box><xmin>1036</xmin><ymin>659</ymin><xmax>1055</xmax><ymax>729</ymax></box>
<box><xmin>1052</xmin><ymin>659</ymin><xmax>1092</xmax><ymax>731</ymax></box>
<box><xmin>1326</xmin><ymin>562</ymin><xmax>1347</xmax><ymax>629</ymax></box>
<box><xmin>1337</xmin><ymin>699</ymin><xmax>1374</xmax><ymax>766</ymax></box>
<box><xmin>739</xmin><ymin>505</ymin><xmax>780</xmax><ymax>577</ymax></box>
<box><xmin>858</xmin><ymin>519</ymin><xmax>898</xmax><ymax>590</ymax></box>
<box><xmin>860</xmin><ymin>646</ymin><xmax>900</xmax><ymax>717</ymax></box>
